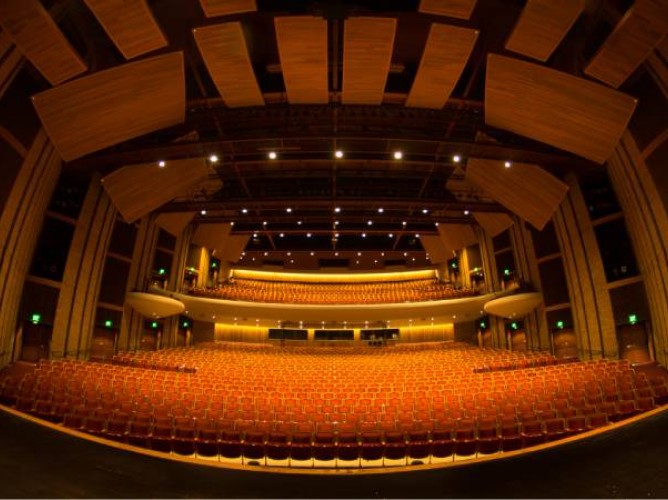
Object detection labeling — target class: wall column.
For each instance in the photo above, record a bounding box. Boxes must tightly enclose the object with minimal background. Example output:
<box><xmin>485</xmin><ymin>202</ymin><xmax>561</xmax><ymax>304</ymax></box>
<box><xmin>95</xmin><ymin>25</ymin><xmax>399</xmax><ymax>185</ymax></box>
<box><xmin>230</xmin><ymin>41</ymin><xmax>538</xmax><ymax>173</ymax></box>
<box><xmin>607</xmin><ymin>132</ymin><xmax>668</xmax><ymax>366</ymax></box>
<box><xmin>118</xmin><ymin>215</ymin><xmax>159</xmax><ymax>352</ymax></box>
<box><xmin>51</xmin><ymin>173</ymin><xmax>116</xmax><ymax>359</ymax></box>
<box><xmin>476</xmin><ymin>226</ymin><xmax>506</xmax><ymax>348</ymax></box>
<box><xmin>554</xmin><ymin>173</ymin><xmax>617</xmax><ymax>360</ymax></box>
<box><xmin>509</xmin><ymin>218</ymin><xmax>550</xmax><ymax>351</ymax></box>
<box><xmin>162</xmin><ymin>224</ymin><xmax>193</xmax><ymax>348</ymax></box>
<box><xmin>0</xmin><ymin>131</ymin><xmax>61</xmax><ymax>367</ymax></box>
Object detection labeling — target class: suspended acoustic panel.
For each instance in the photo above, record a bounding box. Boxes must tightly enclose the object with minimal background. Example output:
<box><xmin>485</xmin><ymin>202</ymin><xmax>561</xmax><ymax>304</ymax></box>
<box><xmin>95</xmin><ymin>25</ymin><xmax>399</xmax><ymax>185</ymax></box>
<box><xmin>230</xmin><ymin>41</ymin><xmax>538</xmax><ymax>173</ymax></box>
<box><xmin>342</xmin><ymin>17</ymin><xmax>396</xmax><ymax>105</ymax></box>
<box><xmin>192</xmin><ymin>223</ymin><xmax>232</xmax><ymax>254</ymax></box>
<box><xmin>406</xmin><ymin>23</ymin><xmax>478</xmax><ymax>109</ymax></box>
<box><xmin>418</xmin><ymin>0</ymin><xmax>477</xmax><ymax>20</ymax></box>
<box><xmin>32</xmin><ymin>52</ymin><xmax>185</xmax><ymax>162</ymax></box>
<box><xmin>155</xmin><ymin>212</ymin><xmax>196</xmax><ymax>237</ymax></box>
<box><xmin>275</xmin><ymin>17</ymin><xmax>328</xmax><ymax>104</ymax></box>
<box><xmin>584</xmin><ymin>0</ymin><xmax>668</xmax><ymax>88</ymax></box>
<box><xmin>420</xmin><ymin>235</ymin><xmax>450</xmax><ymax>264</ymax></box>
<box><xmin>0</xmin><ymin>0</ymin><xmax>86</xmax><ymax>85</ymax></box>
<box><xmin>505</xmin><ymin>0</ymin><xmax>584</xmax><ymax>62</ymax></box>
<box><xmin>223</xmin><ymin>235</ymin><xmax>250</xmax><ymax>263</ymax></box>
<box><xmin>485</xmin><ymin>54</ymin><xmax>637</xmax><ymax>164</ymax></box>
<box><xmin>466</xmin><ymin>158</ymin><xmax>569</xmax><ymax>230</ymax></box>
<box><xmin>199</xmin><ymin>0</ymin><xmax>256</xmax><ymax>18</ymax></box>
<box><xmin>101</xmin><ymin>158</ymin><xmax>208</xmax><ymax>224</ymax></box>
<box><xmin>484</xmin><ymin>292</ymin><xmax>543</xmax><ymax>319</ymax></box>
<box><xmin>83</xmin><ymin>0</ymin><xmax>167</xmax><ymax>60</ymax></box>
<box><xmin>473</xmin><ymin>212</ymin><xmax>514</xmax><ymax>237</ymax></box>
<box><xmin>126</xmin><ymin>292</ymin><xmax>185</xmax><ymax>318</ymax></box>
<box><xmin>193</xmin><ymin>22</ymin><xmax>264</xmax><ymax>108</ymax></box>
<box><xmin>437</xmin><ymin>224</ymin><xmax>477</xmax><ymax>255</ymax></box>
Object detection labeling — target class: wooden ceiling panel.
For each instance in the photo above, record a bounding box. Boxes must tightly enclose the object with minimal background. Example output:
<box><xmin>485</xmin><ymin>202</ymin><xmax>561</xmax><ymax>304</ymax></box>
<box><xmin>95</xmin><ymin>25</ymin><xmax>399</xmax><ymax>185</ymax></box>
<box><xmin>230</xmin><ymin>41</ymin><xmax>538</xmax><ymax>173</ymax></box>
<box><xmin>32</xmin><ymin>52</ymin><xmax>185</xmax><ymax>162</ymax></box>
<box><xmin>406</xmin><ymin>24</ymin><xmax>478</xmax><ymax>109</ymax></box>
<box><xmin>193</xmin><ymin>22</ymin><xmax>264</xmax><ymax>108</ymax></box>
<box><xmin>342</xmin><ymin>17</ymin><xmax>396</xmax><ymax>105</ymax></box>
<box><xmin>83</xmin><ymin>0</ymin><xmax>167</xmax><ymax>60</ymax></box>
<box><xmin>505</xmin><ymin>0</ymin><xmax>585</xmax><ymax>62</ymax></box>
<box><xmin>155</xmin><ymin>212</ymin><xmax>196</xmax><ymax>237</ymax></box>
<box><xmin>275</xmin><ymin>17</ymin><xmax>328</xmax><ymax>104</ymax></box>
<box><xmin>0</xmin><ymin>0</ymin><xmax>86</xmax><ymax>85</ymax></box>
<box><xmin>222</xmin><ymin>235</ymin><xmax>250</xmax><ymax>262</ymax></box>
<box><xmin>465</xmin><ymin>158</ymin><xmax>569</xmax><ymax>230</ymax></box>
<box><xmin>584</xmin><ymin>0</ymin><xmax>668</xmax><ymax>88</ymax></box>
<box><xmin>419</xmin><ymin>0</ymin><xmax>477</xmax><ymax>20</ymax></box>
<box><xmin>437</xmin><ymin>224</ymin><xmax>477</xmax><ymax>255</ymax></box>
<box><xmin>420</xmin><ymin>235</ymin><xmax>450</xmax><ymax>264</ymax></box>
<box><xmin>199</xmin><ymin>0</ymin><xmax>256</xmax><ymax>18</ymax></box>
<box><xmin>102</xmin><ymin>158</ymin><xmax>209</xmax><ymax>224</ymax></box>
<box><xmin>473</xmin><ymin>212</ymin><xmax>514</xmax><ymax>237</ymax></box>
<box><xmin>193</xmin><ymin>223</ymin><xmax>233</xmax><ymax>253</ymax></box>
<box><xmin>485</xmin><ymin>54</ymin><xmax>637</xmax><ymax>164</ymax></box>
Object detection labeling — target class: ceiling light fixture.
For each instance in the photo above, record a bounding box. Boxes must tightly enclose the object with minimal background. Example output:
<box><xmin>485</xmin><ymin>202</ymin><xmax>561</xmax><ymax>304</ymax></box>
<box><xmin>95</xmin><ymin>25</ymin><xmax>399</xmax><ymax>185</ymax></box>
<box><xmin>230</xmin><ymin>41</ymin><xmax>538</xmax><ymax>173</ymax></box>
<box><xmin>393</xmin><ymin>151</ymin><xmax>403</xmax><ymax>160</ymax></box>
<box><xmin>158</xmin><ymin>160</ymin><xmax>166</xmax><ymax>168</ymax></box>
<box><xmin>334</xmin><ymin>150</ymin><xmax>344</xmax><ymax>159</ymax></box>
<box><xmin>453</xmin><ymin>155</ymin><xmax>461</xmax><ymax>163</ymax></box>
<box><xmin>209</xmin><ymin>154</ymin><xmax>219</xmax><ymax>163</ymax></box>
<box><xmin>268</xmin><ymin>151</ymin><xmax>277</xmax><ymax>160</ymax></box>
<box><xmin>505</xmin><ymin>161</ymin><xmax>512</xmax><ymax>168</ymax></box>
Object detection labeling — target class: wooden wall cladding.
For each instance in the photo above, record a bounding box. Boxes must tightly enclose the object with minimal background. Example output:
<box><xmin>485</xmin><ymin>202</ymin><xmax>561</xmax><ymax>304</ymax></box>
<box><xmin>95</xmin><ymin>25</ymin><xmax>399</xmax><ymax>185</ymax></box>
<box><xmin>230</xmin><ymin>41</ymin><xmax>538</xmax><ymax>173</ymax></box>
<box><xmin>221</xmin><ymin>234</ymin><xmax>249</xmax><ymax>262</ymax></box>
<box><xmin>342</xmin><ymin>17</ymin><xmax>396</xmax><ymax>105</ymax></box>
<box><xmin>199</xmin><ymin>0</ymin><xmax>256</xmax><ymax>18</ymax></box>
<box><xmin>101</xmin><ymin>158</ymin><xmax>209</xmax><ymax>224</ymax></box>
<box><xmin>473</xmin><ymin>212</ymin><xmax>514</xmax><ymax>237</ymax></box>
<box><xmin>0</xmin><ymin>29</ymin><xmax>23</xmax><ymax>99</ymax></box>
<box><xmin>505</xmin><ymin>0</ymin><xmax>584</xmax><ymax>62</ymax></box>
<box><xmin>406</xmin><ymin>24</ymin><xmax>478</xmax><ymax>109</ymax></box>
<box><xmin>193</xmin><ymin>22</ymin><xmax>264</xmax><ymax>108</ymax></box>
<box><xmin>32</xmin><ymin>52</ymin><xmax>185</xmax><ymax>162</ymax></box>
<box><xmin>485</xmin><ymin>54</ymin><xmax>637</xmax><ymax>164</ymax></box>
<box><xmin>192</xmin><ymin>223</ymin><xmax>232</xmax><ymax>254</ymax></box>
<box><xmin>466</xmin><ymin>158</ymin><xmax>569</xmax><ymax>230</ymax></box>
<box><xmin>83</xmin><ymin>0</ymin><xmax>167</xmax><ymax>60</ymax></box>
<box><xmin>275</xmin><ymin>17</ymin><xmax>328</xmax><ymax>104</ymax></box>
<box><xmin>0</xmin><ymin>0</ymin><xmax>87</xmax><ymax>85</ymax></box>
<box><xmin>155</xmin><ymin>212</ymin><xmax>196</xmax><ymax>237</ymax></box>
<box><xmin>437</xmin><ymin>224</ymin><xmax>477</xmax><ymax>255</ymax></box>
<box><xmin>420</xmin><ymin>235</ymin><xmax>450</xmax><ymax>264</ymax></box>
<box><xmin>418</xmin><ymin>0</ymin><xmax>477</xmax><ymax>20</ymax></box>
<box><xmin>584</xmin><ymin>0</ymin><xmax>668</xmax><ymax>88</ymax></box>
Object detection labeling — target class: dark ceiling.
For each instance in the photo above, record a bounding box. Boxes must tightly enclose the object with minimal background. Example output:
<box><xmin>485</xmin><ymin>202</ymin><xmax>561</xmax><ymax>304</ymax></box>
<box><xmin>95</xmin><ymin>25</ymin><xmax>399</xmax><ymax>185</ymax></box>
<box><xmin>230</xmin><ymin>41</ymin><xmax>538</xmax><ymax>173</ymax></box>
<box><xmin>41</xmin><ymin>0</ymin><xmax>635</xmax><ymax>269</ymax></box>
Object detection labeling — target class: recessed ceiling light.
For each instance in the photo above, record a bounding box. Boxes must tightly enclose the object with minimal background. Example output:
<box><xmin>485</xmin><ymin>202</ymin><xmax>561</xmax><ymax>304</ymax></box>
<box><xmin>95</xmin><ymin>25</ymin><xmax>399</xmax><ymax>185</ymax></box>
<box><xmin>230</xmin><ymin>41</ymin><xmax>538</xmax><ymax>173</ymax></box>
<box><xmin>290</xmin><ymin>259</ymin><xmax>294</xmax><ymax>263</ymax></box>
<box><xmin>209</xmin><ymin>154</ymin><xmax>219</xmax><ymax>163</ymax></box>
<box><xmin>158</xmin><ymin>160</ymin><xmax>166</xmax><ymax>168</ymax></box>
<box><xmin>287</xmin><ymin>252</ymin><xmax>291</xmax><ymax>256</ymax></box>
<box><xmin>262</xmin><ymin>220</ymin><xmax>267</xmax><ymax>225</ymax></box>
<box><xmin>388</xmin><ymin>233</ymin><xmax>394</xmax><ymax>238</ymax></box>
<box><xmin>334</xmin><ymin>150</ymin><xmax>344</xmax><ymax>159</ymax></box>
<box><xmin>464</xmin><ymin>210</ymin><xmax>470</xmax><ymax>215</ymax></box>
<box><xmin>200</xmin><ymin>209</ymin><xmax>207</xmax><ymax>215</ymax></box>
<box><xmin>297</xmin><ymin>220</ymin><xmax>302</xmax><ymax>225</ymax></box>
<box><xmin>279</xmin><ymin>233</ymin><xmax>284</xmax><ymax>238</ymax></box>
<box><xmin>362</xmin><ymin>233</ymin><xmax>367</xmax><ymax>238</ymax></box>
<box><xmin>241</xmin><ymin>208</ymin><xmax>248</xmax><ymax>214</ymax></box>
<box><xmin>393</xmin><ymin>151</ymin><xmax>403</xmax><ymax>160</ymax></box>
<box><xmin>504</xmin><ymin>161</ymin><xmax>512</xmax><ymax>168</ymax></box>
<box><xmin>378</xmin><ymin>208</ymin><xmax>384</xmax><ymax>213</ymax></box>
<box><xmin>453</xmin><ymin>155</ymin><xmax>461</xmax><ymax>163</ymax></box>
<box><xmin>357</xmin><ymin>252</ymin><xmax>362</xmax><ymax>256</ymax></box>
<box><xmin>335</xmin><ymin>252</ymin><xmax>339</xmax><ymax>256</ymax></box>
<box><xmin>268</xmin><ymin>151</ymin><xmax>277</xmax><ymax>160</ymax></box>
<box><xmin>403</xmin><ymin>252</ymin><xmax>408</xmax><ymax>257</ymax></box>
<box><xmin>381</xmin><ymin>252</ymin><xmax>385</xmax><ymax>256</ymax></box>
<box><xmin>435</xmin><ymin>222</ymin><xmax>439</xmax><ymax>226</ymax></box>
<box><xmin>367</xmin><ymin>220</ymin><xmax>373</xmax><ymax>226</ymax></box>
<box><xmin>334</xmin><ymin>207</ymin><xmax>341</xmax><ymax>213</ymax></box>
<box><xmin>415</xmin><ymin>233</ymin><xmax>420</xmax><ymax>238</ymax></box>
<box><xmin>402</xmin><ymin>221</ymin><xmax>407</xmax><ymax>226</ymax></box>
<box><xmin>334</xmin><ymin>220</ymin><xmax>340</xmax><ymax>226</ymax></box>
<box><xmin>306</xmin><ymin>233</ymin><xmax>312</xmax><ymax>238</ymax></box>
<box><xmin>310</xmin><ymin>252</ymin><xmax>315</xmax><ymax>256</ymax></box>
<box><xmin>252</xmin><ymin>232</ymin><xmax>258</xmax><ymax>238</ymax></box>
<box><xmin>422</xmin><ymin>209</ymin><xmax>428</xmax><ymax>214</ymax></box>
<box><xmin>264</xmin><ymin>252</ymin><xmax>268</xmax><ymax>256</ymax></box>
<box><xmin>286</xmin><ymin>207</ymin><xmax>292</xmax><ymax>213</ymax></box>
<box><xmin>230</xmin><ymin>221</ymin><xmax>235</xmax><ymax>226</ymax></box>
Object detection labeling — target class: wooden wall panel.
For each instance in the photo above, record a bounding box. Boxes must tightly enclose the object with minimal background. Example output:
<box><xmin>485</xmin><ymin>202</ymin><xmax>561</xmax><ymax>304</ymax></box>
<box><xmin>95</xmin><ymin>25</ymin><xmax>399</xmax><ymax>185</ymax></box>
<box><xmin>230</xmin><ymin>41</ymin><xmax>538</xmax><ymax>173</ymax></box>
<box><xmin>342</xmin><ymin>17</ymin><xmax>396</xmax><ymax>105</ymax></box>
<box><xmin>102</xmin><ymin>158</ymin><xmax>209</xmax><ymax>224</ymax></box>
<box><xmin>466</xmin><ymin>157</ymin><xmax>569</xmax><ymax>230</ymax></box>
<box><xmin>32</xmin><ymin>52</ymin><xmax>185</xmax><ymax>162</ymax></box>
<box><xmin>192</xmin><ymin>223</ymin><xmax>232</xmax><ymax>254</ymax></box>
<box><xmin>419</xmin><ymin>0</ymin><xmax>477</xmax><ymax>20</ymax></box>
<box><xmin>485</xmin><ymin>54</ymin><xmax>637</xmax><ymax>164</ymax></box>
<box><xmin>199</xmin><ymin>0</ymin><xmax>256</xmax><ymax>18</ymax></box>
<box><xmin>0</xmin><ymin>0</ymin><xmax>87</xmax><ymax>85</ymax></box>
<box><xmin>584</xmin><ymin>0</ymin><xmax>668</xmax><ymax>88</ymax></box>
<box><xmin>437</xmin><ymin>223</ymin><xmax>477</xmax><ymax>255</ymax></box>
<box><xmin>505</xmin><ymin>0</ymin><xmax>584</xmax><ymax>62</ymax></box>
<box><xmin>155</xmin><ymin>212</ymin><xmax>195</xmax><ymax>237</ymax></box>
<box><xmin>406</xmin><ymin>24</ymin><xmax>478</xmax><ymax>109</ymax></box>
<box><xmin>275</xmin><ymin>17</ymin><xmax>328</xmax><ymax>104</ymax></box>
<box><xmin>420</xmin><ymin>235</ymin><xmax>450</xmax><ymax>264</ymax></box>
<box><xmin>83</xmin><ymin>0</ymin><xmax>167</xmax><ymax>60</ymax></box>
<box><xmin>0</xmin><ymin>29</ymin><xmax>23</xmax><ymax>99</ymax></box>
<box><xmin>193</xmin><ymin>22</ymin><xmax>264</xmax><ymax>108</ymax></box>
<box><xmin>222</xmin><ymin>235</ymin><xmax>249</xmax><ymax>262</ymax></box>
<box><xmin>473</xmin><ymin>212</ymin><xmax>514</xmax><ymax>237</ymax></box>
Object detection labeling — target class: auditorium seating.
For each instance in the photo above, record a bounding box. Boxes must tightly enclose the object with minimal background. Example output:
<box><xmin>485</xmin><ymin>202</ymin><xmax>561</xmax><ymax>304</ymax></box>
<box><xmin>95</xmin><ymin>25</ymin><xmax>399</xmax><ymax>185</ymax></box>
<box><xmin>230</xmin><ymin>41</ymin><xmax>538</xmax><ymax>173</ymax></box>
<box><xmin>189</xmin><ymin>277</ymin><xmax>478</xmax><ymax>304</ymax></box>
<box><xmin>1</xmin><ymin>341</ymin><xmax>666</xmax><ymax>469</ymax></box>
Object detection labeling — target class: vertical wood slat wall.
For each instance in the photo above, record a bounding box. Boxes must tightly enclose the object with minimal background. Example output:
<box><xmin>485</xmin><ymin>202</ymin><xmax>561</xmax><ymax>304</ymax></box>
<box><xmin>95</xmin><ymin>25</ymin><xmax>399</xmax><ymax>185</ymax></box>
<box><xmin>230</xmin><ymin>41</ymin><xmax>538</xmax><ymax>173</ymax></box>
<box><xmin>0</xmin><ymin>131</ymin><xmax>61</xmax><ymax>366</ymax></box>
<box><xmin>553</xmin><ymin>174</ymin><xmax>617</xmax><ymax>360</ymax></box>
<box><xmin>51</xmin><ymin>173</ymin><xmax>116</xmax><ymax>359</ymax></box>
<box><xmin>608</xmin><ymin>132</ymin><xmax>668</xmax><ymax>366</ymax></box>
<box><xmin>118</xmin><ymin>215</ymin><xmax>159</xmax><ymax>351</ymax></box>
<box><xmin>162</xmin><ymin>224</ymin><xmax>194</xmax><ymax>348</ymax></box>
<box><xmin>476</xmin><ymin>226</ymin><xmax>506</xmax><ymax>348</ymax></box>
<box><xmin>509</xmin><ymin>218</ymin><xmax>550</xmax><ymax>351</ymax></box>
